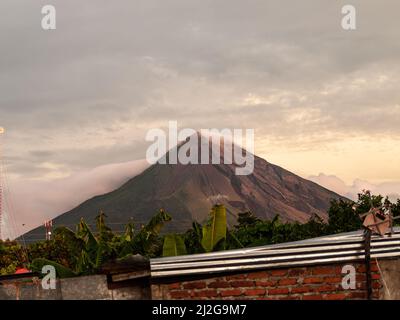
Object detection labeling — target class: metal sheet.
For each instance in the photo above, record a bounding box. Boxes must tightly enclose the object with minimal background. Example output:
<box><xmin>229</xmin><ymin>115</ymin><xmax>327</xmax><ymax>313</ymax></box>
<box><xmin>150</xmin><ymin>227</ymin><xmax>400</xmax><ymax>278</ymax></box>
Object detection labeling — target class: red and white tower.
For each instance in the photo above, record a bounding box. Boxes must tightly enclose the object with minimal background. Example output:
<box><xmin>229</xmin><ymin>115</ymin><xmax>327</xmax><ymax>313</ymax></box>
<box><xmin>44</xmin><ymin>220</ymin><xmax>53</xmax><ymax>240</ymax></box>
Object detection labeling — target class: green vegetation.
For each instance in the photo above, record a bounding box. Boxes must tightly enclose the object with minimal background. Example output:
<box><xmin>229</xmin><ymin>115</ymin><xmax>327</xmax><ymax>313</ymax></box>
<box><xmin>0</xmin><ymin>190</ymin><xmax>399</xmax><ymax>277</ymax></box>
<box><xmin>201</xmin><ymin>204</ymin><xmax>227</xmax><ymax>252</ymax></box>
<box><xmin>162</xmin><ymin>234</ymin><xmax>187</xmax><ymax>257</ymax></box>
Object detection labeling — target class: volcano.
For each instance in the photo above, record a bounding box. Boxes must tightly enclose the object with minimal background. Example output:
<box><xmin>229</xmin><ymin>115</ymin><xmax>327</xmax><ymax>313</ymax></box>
<box><xmin>22</xmin><ymin>137</ymin><xmax>344</xmax><ymax>240</ymax></box>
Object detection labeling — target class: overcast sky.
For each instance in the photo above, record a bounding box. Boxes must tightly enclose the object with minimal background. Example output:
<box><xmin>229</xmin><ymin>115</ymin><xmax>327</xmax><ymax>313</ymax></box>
<box><xmin>1</xmin><ymin>0</ymin><xmax>400</xmax><ymax>238</ymax></box>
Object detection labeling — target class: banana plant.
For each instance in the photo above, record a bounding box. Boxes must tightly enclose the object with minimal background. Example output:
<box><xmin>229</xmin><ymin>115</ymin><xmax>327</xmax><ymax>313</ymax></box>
<box><xmin>201</xmin><ymin>204</ymin><xmax>227</xmax><ymax>252</ymax></box>
<box><xmin>75</xmin><ymin>218</ymin><xmax>102</xmax><ymax>273</ymax></box>
<box><xmin>131</xmin><ymin>209</ymin><xmax>172</xmax><ymax>257</ymax></box>
<box><xmin>116</xmin><ymin>221</ymin><xmax>136</xmax><ymax>258</ymax></box>
<box><xmin>115</xmin><ymin>209</ymin><xmax>173</xmax><ymax>258</ymax></box>
<box><xmin>31</xmin><ymin>212</ymin><xmax>116</xmax><ymax>276</ymax></box>
<box><xmin>96</xmin><ymin>210</ymin><xmax>114</xmax><ymax>242</ymax></box>
<box><xmin>163</xmin><ymin>204</ymin><xmax>228</xmax><ymax>256</ymax></box>
<box><xmin>122</xmin><ymin>221</ymin><xmax>135</xmax><ymax>242</ymax></box>
<box><xmin>162</xmin><ymin>234</ymin><xmax>187</xmax><ymax>257</ymax></box>
<box><xmin>30</xmin><ymin>258</ymin><xmax>77</xmax><ymax>278</ymax></box>
<box><xmin>30</xmin><ymin>209</ymin><xmax>173</xmax><ymax>277</ymax></box>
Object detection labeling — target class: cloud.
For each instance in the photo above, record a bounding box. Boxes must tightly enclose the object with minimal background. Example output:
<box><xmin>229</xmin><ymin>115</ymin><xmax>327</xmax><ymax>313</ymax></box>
<box><xmin>2</xmin><ymin>159</ymin><xmax>150</xmax><ymax>239</ymax></box>
<box><xmin>1</xmin><ymin>0</ymin><xmax>400</xmax><ymax>237</ymax></box>
<box><xmin>309</xmin><ymin>173</ymin><xmax>400</xmax><ymax>202</ymax></box>
<box><xmin>2</xmin><ymin>1</ymin><xmax>400</xmax><ymax>150</ymax></box>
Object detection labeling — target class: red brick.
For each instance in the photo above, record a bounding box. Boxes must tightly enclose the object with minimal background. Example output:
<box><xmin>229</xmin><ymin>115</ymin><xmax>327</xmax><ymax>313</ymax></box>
<box><xmin>226</xmin><ymin>274</ymin><xmax>247</xmax><ymax>281</ymax></box>
<box><xmin>288</xmin><ymin>268</ymin><xmax>307</xmax><ymax>276</ymax></box>
<box><xmin>278</xmin><ymin>278</ymin><xmax>297</xmax><ymax>286</ymax></box>
<box><xmin>372</xmin><ymin>281</ymin><xmax>382</xmax><ymax>289</ymax></box>
<box><xmin>324</xmin><ymin>293</ymin><xmax>347</xmax><ymax>300</ymax></box>
<box><xmin>183</xmin><ymin>281</ymin><xmax>206</xmax><ymax>290</ymax></box>
<box><xmin>312</xmin><ymin>284</ymin><xmax>337</xmax><ymax>293</ymax></box>
<box><xmin>270</xmin><ymin>269</ymin><xmax>288</xmax><ymax>276</ymax></box>
<box><xmin>324</xmin><ymin>277</ymin><xmax>342</xmax><ymax>284</ymax></box>
<box><xmin>291</xmin><ymin>286</ymin><xmax>311</xmax><ymax>294</ymax></box>
<box><xmin>357</xmin><ymin>265</ymin><xmax>379</xmax><ymax>273</ymax></box>
<box><xmin>244</xmin><ymin>289</ymin><xmax>266</xmax><ymax>296</ymax></box>
<box><xmin>303</xmin><ymin>277</ymin><xmax>324</xmax><ymax>284</ymax></box>
<box><xmin>230</xmin><ymin>280</ymin><xmax>255</xmax><ymax>288</ymax></box>
<box><xmin>193</xmin><ymin>290</ymin><xmax>218</xmax><ymax>298</ymax></box>
<box><xmin>268</xmin><ymin>296</ymin><xmax>302</xmax><ymax>300</ymax></box>
<box><xmin>369</xmin><ymin>261</ymin><xmax>379</xmax><ymax>272</ymax></box>
<box><xmin>170</xmin><ymin>290</ymin><xmax>191</xmax><ymax>299</ymax></box>
<box><xmin>357</xmin><ymin>265</ymin><xmax>366</xmax><ymax>273</ymax></box>
<box><xmin>168</xmin><ymin>283</ymin><xmax>181</xmax><ymax>290</ymax></box>
<box><xmin>348</xmin><ymin>291</ymin><xmax>367</xmax><ymax>299</ymax></box>
<box><xmin>247</xmin><ymin>271</ymin><xmax>268</xmax><ymax>279</ymax></box>
<box><xmin>334</xmin><ymin>265</ymin><xmax>345</xmax><ymax>273</ymax></box>
<box><xmin>278</xmin><ymin>296</ymin><xmax>301</xmax><ymax>300</ymax></box>
<box><xmin>208</xmin><ymin>281</ymin><xmax>230</xmax><ymax>288</ymax></box>
<box><xmin>371</xmin><ymin>273</ymin><xmax>380</xmax><ymax>280</ymax></box>
<box><xmin>356</xmin><ymin>282</ymin><xmax>366</xmax><ymax>290</ymax></box>
<box><xmin>220</xmin><ymin>289</ymin><xmax>242</xmax><ymax>297</ymax></box>
<box><xmin>312</xmin><ymin>267</ymin><xmax>336</xmax><ymax>275</ymax></box>
<box><xmin>356</xmin><ymin>274</ymin><xmax>366</xmax><ymax>281</ymax></box>
<box><xmin>370</xmin><ymin>265</ymin><xmax>379</xmax><ymax>272</ymax></box>
<box><xmin>255</xmin><ymin>280</ymin><xmax>277</xmax><ymax>287</ymax></box>
<box><xmin>303</xmin><ymin>294</ymin><xmax>323</xmax><ymax>300</ymax></box>
<box><xmin>268</xmin><ymin>288</ymin><xmax>289</xmax><ymax>295</ymax></box>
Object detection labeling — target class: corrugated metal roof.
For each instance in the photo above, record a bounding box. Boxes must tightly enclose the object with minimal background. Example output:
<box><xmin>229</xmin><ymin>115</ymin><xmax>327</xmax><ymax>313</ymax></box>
<box><xmin>150</xmin><ymin>228</ymin><xmax>400</xmax><ymax>278</ymax></box>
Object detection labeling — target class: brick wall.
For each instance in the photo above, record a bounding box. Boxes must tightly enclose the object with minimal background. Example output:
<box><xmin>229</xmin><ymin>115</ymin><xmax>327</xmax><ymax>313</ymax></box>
<box><xmin>151</xmin><ymin>261</ymin><xmax>383</xmax><ymax>300</ymax></box>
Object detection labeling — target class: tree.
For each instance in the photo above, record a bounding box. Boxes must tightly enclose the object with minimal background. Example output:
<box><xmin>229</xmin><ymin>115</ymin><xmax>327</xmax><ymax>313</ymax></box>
<box><xmin>327</xmin><ymin>190</ymin><xmax>395</xmax><ymax>234</ymax></box>
<box><xmin>236</xmin><ymin>211</ymin><xmax>261</xmax><ymax>228</ymax></box>
<box><xmin>0</xmin><ymin>240</ymin><xmax>28</xmax><ymax>275</ymax></box>
<box><xmin>392</xmin><ymin>199</ymin><xmax>400</xmax><ymax>223</ymax></box>
<box><xmin>30</xmin><ymin>209</ymin><xmax>172</xmax><ymax>277</ymax></box>
<box><xmin>3</xmin><ymin>190</ymin><xmax>399</xmax><ymax>276</ymax></box>
<box><xmin>327</xmin><ymin>199</ymin><xmax>361</xmax><ymax>234</ymax></box>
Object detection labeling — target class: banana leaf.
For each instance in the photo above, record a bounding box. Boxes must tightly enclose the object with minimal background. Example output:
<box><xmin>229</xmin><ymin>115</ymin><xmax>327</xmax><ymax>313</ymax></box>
<box><xmin>201</xmin><ymin>204</ymin><xmax>227</xmax><ymax>252</ymax></box>
<box><xmin>163</xmin><ymin>234</ymin><xmax>187</xmax><ymax>257</ymax></box>
<box><xmin>30</xmin><ymin>258</ymin><xmax>77</xmax><ymax>278</ymax></box>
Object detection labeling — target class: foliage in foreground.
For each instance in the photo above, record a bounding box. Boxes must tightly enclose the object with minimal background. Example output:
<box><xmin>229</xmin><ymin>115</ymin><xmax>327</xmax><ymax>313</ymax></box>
<box><xmin>0</xmin><ymin>190</ymin><xmax>399</xmax><ymax>276</ymax></box>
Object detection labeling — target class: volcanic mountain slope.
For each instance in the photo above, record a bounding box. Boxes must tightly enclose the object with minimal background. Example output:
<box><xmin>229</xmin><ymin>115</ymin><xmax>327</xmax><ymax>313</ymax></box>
<box><xmin>23</xmin><ymin>142</ymin><xmax>345</xmax><ymax>240</ymax></box>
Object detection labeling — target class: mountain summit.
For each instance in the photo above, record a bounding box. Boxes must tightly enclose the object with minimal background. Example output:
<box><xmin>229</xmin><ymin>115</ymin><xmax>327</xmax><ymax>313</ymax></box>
<box><xmin>23</xmin><ymin>138</ymin><xmax>344</xmax><ymax>240</ymax></box>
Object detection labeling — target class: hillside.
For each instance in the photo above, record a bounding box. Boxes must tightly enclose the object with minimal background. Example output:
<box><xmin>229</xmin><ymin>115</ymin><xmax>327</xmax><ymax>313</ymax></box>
<box><xmin>22</xmin><ymin>138</ymin><xmax>345</xmax><ymax>241</ymax></box>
